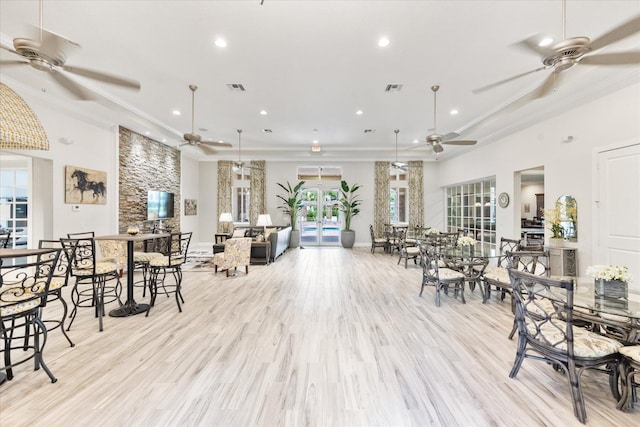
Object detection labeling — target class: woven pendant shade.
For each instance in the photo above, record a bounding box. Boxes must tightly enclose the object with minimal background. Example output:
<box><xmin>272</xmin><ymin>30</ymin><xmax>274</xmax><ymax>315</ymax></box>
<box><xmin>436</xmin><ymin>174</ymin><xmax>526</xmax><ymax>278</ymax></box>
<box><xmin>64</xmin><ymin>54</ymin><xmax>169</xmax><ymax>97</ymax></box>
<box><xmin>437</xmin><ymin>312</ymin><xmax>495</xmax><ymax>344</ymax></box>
<box><xmin>0</xmin><ymin>83</ymin><xmax>50</xmax><ymax>150</ymax></box>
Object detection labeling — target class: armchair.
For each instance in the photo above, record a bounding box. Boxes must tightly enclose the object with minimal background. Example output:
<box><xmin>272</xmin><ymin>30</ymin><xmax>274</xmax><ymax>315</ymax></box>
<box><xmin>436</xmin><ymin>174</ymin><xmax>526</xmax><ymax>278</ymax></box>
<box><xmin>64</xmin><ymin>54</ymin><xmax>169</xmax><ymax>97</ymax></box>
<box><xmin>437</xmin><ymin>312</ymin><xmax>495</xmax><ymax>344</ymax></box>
<box><xmin>212</xmin><ymin>237</ymin><xmax>252</xmax><ymax>277</ymax></box>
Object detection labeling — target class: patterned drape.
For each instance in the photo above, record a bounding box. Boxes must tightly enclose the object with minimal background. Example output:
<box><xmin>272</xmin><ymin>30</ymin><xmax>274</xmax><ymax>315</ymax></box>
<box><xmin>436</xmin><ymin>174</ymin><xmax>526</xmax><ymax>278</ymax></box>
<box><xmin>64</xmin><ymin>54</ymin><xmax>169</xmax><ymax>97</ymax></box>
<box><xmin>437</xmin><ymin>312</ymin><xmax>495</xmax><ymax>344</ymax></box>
<box><xmin>408</xmin><ymin>160</ymin><xmax>424</xmax><ymax>229</ymax></box>
<box><xmin>217</xmin><ymin>160</ymin><xmax>233</xmax><ymax>232</ymax></box>
<box><xmin>374</xmin><ymin>161</ymin><xmax>390</xmax><ymax>236</ymax></box>
<box><xmin>249</xmin><ymin>160</ymin><xmax>266</xmax><ymax>225</ymax></box>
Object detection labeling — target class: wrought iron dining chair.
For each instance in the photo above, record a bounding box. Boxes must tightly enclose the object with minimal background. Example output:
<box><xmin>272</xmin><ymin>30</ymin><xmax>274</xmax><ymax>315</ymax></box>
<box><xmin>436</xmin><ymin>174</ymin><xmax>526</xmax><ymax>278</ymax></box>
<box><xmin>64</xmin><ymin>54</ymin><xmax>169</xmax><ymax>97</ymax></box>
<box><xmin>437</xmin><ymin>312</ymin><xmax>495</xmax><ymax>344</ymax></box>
<box><xmin>147</xmin><ymin>232</ymin><xmax>192</xmax><ymax>316</ymax></box>
<box><xmin>617</xmin><ymin>345</ymin><xmax>640</xmax><ymax>411</ymax></box>
<box><xmin>420</xmin><ymin>245</ymin><xmax>466</xmax><ymax>306</ymax></box>
<box><xmin>1</xmin><ymin>248</ymin><xmax>61</xmax><ymax>383</ymax></box>
<box><xmin>508</xmin><ymin>269</ymin><xmax>623</xmax><ymax>424</ymax></box>
<box><xmin>37</xmin><ymin>240</ymin><xmax>75</xmax><ymax>347</ymax></box>
<box><xmin>369</xmin><ymin>224</ymin><xmax>388</xmax><ymax>254</ymax></box>
<box><xmin>0</xmin><ymin>230</ymin><xmax>11</xmax><ymax>248</ymax></box>
<box><xmin>60</xmin><ymin>235</ymin><xmax>122</xmax><ymax>331</ymax></box>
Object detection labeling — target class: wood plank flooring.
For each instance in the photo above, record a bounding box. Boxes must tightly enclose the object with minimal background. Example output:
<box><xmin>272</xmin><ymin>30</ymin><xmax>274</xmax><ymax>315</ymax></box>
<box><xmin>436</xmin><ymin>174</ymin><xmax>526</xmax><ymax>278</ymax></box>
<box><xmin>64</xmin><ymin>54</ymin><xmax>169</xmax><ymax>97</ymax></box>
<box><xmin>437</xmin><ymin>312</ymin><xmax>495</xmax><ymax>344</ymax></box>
<box><xmin>1</xmin><ymin>246</ymin><xmax>638</xmax><ymax>426</ymax></box>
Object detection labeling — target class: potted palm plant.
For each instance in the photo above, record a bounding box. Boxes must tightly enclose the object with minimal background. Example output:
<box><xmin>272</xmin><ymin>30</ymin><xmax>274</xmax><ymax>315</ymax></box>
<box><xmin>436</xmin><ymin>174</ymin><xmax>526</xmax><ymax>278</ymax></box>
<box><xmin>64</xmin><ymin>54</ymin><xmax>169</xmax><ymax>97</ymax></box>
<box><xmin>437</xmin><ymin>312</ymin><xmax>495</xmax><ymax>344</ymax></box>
<box><xmin>276</xmin><ymin>180</ymin><xmax>305</xmax><ymax>248</ymax></box>
<box><xmin>339</xmin><ymin>180</ymin><xmax>361</xmax><ymax>248</ymax></box>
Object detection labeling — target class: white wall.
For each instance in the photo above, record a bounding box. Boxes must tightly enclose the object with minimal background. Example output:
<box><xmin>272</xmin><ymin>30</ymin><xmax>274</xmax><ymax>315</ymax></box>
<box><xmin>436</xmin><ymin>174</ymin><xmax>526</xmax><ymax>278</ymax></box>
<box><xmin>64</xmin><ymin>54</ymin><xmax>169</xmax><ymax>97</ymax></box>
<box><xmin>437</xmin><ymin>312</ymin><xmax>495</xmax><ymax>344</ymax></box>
<box><xmin>180</xmin><ymin>155</ymin><xmax>200</xmax><ymax>242</ymax></box>
<box><xmin>436</xmin><ymin>83</ymin><xmax>640</xmax><ymax>278</ymax></box>
<box><xmin>521</xmin><ymin>183</ymin><xmax>543</xmax><ymax>220</ymax></box>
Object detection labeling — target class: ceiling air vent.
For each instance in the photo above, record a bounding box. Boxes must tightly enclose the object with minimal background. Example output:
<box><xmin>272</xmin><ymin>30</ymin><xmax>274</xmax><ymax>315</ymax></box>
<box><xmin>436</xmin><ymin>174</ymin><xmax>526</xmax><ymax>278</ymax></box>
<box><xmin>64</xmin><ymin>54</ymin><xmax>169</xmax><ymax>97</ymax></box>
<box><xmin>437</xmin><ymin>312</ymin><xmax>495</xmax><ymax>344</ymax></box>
<box><xmin>364</xmin><ymin>129</ymin><xmax>376</xmax><ymax>133</ymax></box>
<box><xmin>226</xmin><ymin>83</ymin><xmax>246</xmax><ymax>92</ymax></box>
<box><xmin>261</xmin><ymin>129</ymin><xmax>272</xmax><ymax>133</ymax></box>
<box><xmin>385</xmin><ymin>84</ymin><xmax>403</xmax><ymax>92</ymax></box>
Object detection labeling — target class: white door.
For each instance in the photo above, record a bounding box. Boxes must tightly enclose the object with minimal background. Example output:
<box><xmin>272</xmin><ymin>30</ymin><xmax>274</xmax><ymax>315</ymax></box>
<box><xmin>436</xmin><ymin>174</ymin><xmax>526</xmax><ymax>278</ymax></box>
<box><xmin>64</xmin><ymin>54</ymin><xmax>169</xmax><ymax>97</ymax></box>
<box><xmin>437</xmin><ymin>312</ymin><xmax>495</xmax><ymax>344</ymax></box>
<box><xmin>299</xmin><ymin>187</ymin><xmax>340</xmax><ymax>246</ymax></box>
<box><xmin>596</xmin><ymin>143</ymin><xmax>640</xmax><ymax>292</ymax></box>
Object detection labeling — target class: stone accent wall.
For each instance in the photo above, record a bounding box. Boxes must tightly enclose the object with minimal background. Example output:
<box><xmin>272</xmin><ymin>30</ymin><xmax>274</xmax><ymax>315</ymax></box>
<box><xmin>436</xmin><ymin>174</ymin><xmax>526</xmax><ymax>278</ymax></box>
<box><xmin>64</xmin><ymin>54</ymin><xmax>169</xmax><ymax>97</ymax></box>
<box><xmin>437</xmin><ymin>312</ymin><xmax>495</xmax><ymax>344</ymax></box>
<box><xmin>118</xmin><ymin>126</ymin><xmax>180</xmax><ymax>232</ymax></box>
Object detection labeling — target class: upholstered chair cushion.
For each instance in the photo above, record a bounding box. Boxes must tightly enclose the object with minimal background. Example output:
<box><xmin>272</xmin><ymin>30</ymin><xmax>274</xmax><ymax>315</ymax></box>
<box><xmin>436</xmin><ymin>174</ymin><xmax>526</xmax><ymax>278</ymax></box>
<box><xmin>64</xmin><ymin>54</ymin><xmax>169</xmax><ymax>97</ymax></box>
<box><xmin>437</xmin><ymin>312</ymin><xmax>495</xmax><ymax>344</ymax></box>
<box><xmin>74</xmin><ymin>261</ymin><xmax>119</xmax><ymax>276</ymax></box>
<box><xmin>527</xmin><ymin>320</ymin><xmax>623</xmax><ymax>358</ymax></box>
<box><xmin>428</xmin><ymin>268</ymin><xmax>465</xmax><ymax>280</ymax></box>
<box><xmin>620</xmin><ymin>345</ymin><xmax>640</xmax><ymax>361</ymax></box>
<box><xmin>149</xmin><ymin>256</ymin><xmax>184</xmax><ymax>267</ymax></box>
<box><xmin>484</xmin><ymin>267</ymin><xmax>509</xmax><ymax>283</ymax></box>
<box><xmin>134</xmin><ymin>251</ymin><xmax>164</xmax><ymax>263</ymax></box>
<box><xmin>0</xmin><ymin>297</ymin><xmax>41</xmax><ymax>317</ymax></box>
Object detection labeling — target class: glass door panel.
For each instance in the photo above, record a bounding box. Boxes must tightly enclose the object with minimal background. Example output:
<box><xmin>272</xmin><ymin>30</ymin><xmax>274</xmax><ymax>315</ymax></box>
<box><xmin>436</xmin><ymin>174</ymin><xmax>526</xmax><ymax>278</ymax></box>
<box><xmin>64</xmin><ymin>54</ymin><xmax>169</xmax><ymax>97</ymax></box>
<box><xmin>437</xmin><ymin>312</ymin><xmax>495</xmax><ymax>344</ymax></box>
<box><xmin>300</xmin><ymin>187</ymin><xmax>340</xmax><ymax>246</ymax></box>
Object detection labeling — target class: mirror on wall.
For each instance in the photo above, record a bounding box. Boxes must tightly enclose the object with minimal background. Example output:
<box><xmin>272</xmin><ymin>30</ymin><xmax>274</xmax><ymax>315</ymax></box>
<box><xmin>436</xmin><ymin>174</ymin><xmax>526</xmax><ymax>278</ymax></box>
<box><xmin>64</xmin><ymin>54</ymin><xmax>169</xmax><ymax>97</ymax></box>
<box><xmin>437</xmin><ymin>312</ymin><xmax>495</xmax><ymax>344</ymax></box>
<box><xmin>557</xmin><ymin>195</ymin><xmax>577</xmax><ymax>241</ymax></box>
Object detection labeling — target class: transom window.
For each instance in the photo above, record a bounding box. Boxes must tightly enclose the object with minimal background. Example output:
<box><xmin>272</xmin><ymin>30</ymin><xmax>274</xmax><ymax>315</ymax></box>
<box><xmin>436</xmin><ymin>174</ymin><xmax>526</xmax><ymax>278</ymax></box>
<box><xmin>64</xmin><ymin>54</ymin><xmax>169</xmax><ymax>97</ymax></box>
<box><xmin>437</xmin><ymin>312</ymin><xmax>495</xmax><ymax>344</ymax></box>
<box><xmin>297</xmin><ymin>166</ymin><xmax>342</xmax><ymax>181</ymax></box>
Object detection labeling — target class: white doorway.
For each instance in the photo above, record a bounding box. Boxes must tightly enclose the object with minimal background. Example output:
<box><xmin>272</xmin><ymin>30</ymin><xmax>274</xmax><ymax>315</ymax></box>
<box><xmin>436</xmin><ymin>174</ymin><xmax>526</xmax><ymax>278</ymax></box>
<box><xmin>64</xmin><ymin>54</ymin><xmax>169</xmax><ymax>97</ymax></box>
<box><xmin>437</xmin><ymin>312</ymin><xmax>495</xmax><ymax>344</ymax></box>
<box><xmin>595</xmin><ymin>143</ymin><xmax>640</xmax><ymax>292</ymax></box>
<box><xmin>299</xmin><ymin>187</ymin><xmax>340</xmax><ymax>246</ymax></box>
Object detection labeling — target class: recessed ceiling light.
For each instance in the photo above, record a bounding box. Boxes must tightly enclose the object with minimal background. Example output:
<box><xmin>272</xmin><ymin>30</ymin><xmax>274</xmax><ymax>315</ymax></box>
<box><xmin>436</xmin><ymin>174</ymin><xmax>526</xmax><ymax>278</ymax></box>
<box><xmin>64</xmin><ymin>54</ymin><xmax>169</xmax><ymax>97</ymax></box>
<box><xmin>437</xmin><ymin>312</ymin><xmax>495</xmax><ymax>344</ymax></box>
<box><xmin>215</xmin><ymin>38</ymin><xmax>227</xmax><ymax>48</ymax></box>
<box><xmin>378</xmin><ymin>37</ymin><xmax>390</xmax><ymax>47</ymax></box>
<box><xmin>312</xmin><ymin>140</ymin><xmax>319</xmax><ymax>144</ymax></box>
<box><xmin>162</xmin><ymin>138</ymin><xmax>167</xmax><ymax>142</ymax></box>
<box><xmin>172</xmin><ymin>110</ymin><xmax>181</xmax><ymax>116</ymax></box>
<box><xmin>260</xmin><ymin>110</ymin><xmax>267</xmax><ymax>115</ymax></box>
<box><xmin>356</xmin><ymin>110</ymin><xmax>363</xmax><ymax>115</ymax></box>
<box><xmin>450</xmin><ymin>109</ymin><xmax>458</xmax><ymax>115</ymax></box>
<box><xmin>539</xmin><ymin>37</ymin><xmax>553</xmax><ymax>47</ymax></box>
<box><xmin>413</xmin><ymin>139</ymin><xmax>419</xmax><ymax>144</ymax></box>
<box><xmin>145</xmin><ymin>131</ymin><xmax>150</xmax><ymax>135</ymax></box>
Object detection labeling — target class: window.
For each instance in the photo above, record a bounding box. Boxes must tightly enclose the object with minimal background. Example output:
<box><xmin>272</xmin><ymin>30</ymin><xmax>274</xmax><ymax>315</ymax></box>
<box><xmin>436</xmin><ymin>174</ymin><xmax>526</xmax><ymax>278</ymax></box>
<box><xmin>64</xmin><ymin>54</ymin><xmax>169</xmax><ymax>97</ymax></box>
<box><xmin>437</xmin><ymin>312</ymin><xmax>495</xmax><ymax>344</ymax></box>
<box><xmin>390</xmin><ymin>167</ymin><xmax>408</xmax><ymax>223</ymax></box>
<box><xmin>297</xmin><ymin>166</ymin><xmax>342</xmax><ymax>181</ymax></box>
<box><xmin>232</xmin><ymin>169</ymin><xmax>250</xmax><ymax>224</ymax></box>
<box><xmin>446</xmin><ymin>177</ymin><xmax>496</xmax><ymax>245</ymax></box>
<box><xmin>0</xmin><ymin>168</ymin><xmax>29</xmax><ymax>248</ymax></box>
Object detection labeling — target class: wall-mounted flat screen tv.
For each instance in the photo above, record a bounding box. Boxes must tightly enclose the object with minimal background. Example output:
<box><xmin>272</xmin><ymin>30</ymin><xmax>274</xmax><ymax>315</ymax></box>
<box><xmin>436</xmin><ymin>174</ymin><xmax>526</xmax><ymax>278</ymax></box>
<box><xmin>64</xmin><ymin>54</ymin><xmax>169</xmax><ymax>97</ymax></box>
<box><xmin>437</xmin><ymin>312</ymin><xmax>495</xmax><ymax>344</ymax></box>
<box><xmin>147</xmin><ymin>190</ymin><xmax>175</xmax><ymax>219</ymax></box>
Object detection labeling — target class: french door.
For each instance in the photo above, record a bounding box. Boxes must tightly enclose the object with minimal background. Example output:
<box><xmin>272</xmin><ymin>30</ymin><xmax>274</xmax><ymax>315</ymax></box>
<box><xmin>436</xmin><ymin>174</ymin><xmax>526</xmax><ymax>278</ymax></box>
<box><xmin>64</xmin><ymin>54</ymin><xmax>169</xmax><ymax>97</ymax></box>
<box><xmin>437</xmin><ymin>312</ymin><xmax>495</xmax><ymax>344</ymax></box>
<box><xmin>299</xmin><ymin>187</ymin><xmax>340</xmax><ymax>246</ymax></box>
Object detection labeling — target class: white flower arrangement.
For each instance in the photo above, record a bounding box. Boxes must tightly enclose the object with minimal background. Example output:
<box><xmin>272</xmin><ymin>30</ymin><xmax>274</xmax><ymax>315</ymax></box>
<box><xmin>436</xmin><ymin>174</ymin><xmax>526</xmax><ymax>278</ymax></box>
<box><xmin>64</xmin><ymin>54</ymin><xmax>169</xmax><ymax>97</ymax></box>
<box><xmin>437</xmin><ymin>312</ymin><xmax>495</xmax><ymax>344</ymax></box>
<box><xmin>586</xmin><ymin>264</ymin><xmax>632</xmax><ymax>284</ymax></box>
<box><xmin>426</xmin><ymin>228</ymin><xmax>439</xmax><ymax>235</ymax></box>
<box><xmin>457</xmin><ymin>236</ymin><xmax>476</xmax><ymax>247</ymax></box>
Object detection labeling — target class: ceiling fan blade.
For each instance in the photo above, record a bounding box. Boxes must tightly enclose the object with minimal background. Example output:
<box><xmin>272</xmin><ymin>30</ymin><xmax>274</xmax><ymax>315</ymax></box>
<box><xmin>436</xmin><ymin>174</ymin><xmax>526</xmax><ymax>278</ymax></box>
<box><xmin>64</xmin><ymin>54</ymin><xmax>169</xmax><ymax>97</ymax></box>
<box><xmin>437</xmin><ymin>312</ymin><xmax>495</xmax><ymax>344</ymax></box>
<box><xmin>62</xmin><ymin>64</ymin><xmax>141</xmax><ymax>90</ymax></box>
<box><xmin>472</xmin><ymin>67</ymin><xmax>546</xmax><ymax>94</ymax></box>
<box><xmin>579</xmin><ymin>51</ymin><xmax>640</xmax><ymax>66</ymax></box>
<box><xmin>50</xmin><ymin>70</ymin><xmax>95</xmax><ymax>100</ymax></box>
<box><xmin>589</xmin><ymin>15</ymin><xmax>640</xmax><ymax>51</ymax></box>
<box><xmin>512</xmin><ymin>34</ymin><xmax>556</xmax><ymax>58</ymax></box>
<box><xmin>176</xmin><ymin>142</ymin><xmax>190</xmax><ymax>148</ymax></box>
<box><xmin>441</xmin><ymin>132</ymin><xmax>460</xmax><ymax>142</ymax></box>
<box><xmin>443</xmin><ymin>140</ymin><xmax>477</xmax><ymax>146</ymax></box>
<box><xmin>200</xmin><ymin>140</ymin><xmax>233</xmax><ymax>148</ymax></box>
<box><xmin>531</xmin><ymin>70</ymin><xmax>564</xmax><ymax>99</ymax></box>
<box><xmin>198</xmin><ymin>144</ymin><xmax>218</xmax><ymax>155</ymax></box>
<box><xmin>0</xmin><ymin>43</ymin><xmax>19</xmax><ymax>54</ymax></box>
<box><xmin>0</xmin><ymin>59</ymin><xmax>29</xmax><ymax>66</ymax></box>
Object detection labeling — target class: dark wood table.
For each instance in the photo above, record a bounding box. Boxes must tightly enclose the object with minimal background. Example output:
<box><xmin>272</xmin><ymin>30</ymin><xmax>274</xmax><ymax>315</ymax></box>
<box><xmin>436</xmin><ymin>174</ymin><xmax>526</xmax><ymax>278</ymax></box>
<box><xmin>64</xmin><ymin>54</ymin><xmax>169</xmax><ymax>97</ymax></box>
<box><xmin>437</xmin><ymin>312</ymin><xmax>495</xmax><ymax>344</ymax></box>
<box><xmin>95</xmin><ymin>233</ymin><xmax>169</xmax><ymax>317</ymax></box>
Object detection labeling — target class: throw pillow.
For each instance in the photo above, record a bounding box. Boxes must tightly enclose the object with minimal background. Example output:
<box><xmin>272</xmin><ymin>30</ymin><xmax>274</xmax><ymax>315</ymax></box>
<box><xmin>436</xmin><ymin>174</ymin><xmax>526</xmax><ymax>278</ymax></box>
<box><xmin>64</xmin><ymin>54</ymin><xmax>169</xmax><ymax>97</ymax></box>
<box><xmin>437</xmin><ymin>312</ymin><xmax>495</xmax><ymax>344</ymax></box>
<box><xmin>265</xmin><ymin>227</ymin><xmax>277</xmax><ymax>239</ymax></box>
<box><xmin>232</xmin><ymin>229</ymin><xmax>246</xmax><ymax>238</ymax></box>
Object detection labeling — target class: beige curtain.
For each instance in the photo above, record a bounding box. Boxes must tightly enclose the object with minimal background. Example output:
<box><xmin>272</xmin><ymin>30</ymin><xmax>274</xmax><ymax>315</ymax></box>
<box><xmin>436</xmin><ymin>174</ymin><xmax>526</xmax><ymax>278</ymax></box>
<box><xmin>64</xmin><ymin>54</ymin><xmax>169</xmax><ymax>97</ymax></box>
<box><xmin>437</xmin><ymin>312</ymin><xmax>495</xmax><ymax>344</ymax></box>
<box><xmin>217</xmin><ymin>161</ymin><xmax>233</xmax><ymax>232</ymax></box>
<box><xmin>408</xmin><ymin>160</ymin><xmax>424</xmax><ymax>229</ymax></box>
<box><xmin>249</xmin><ymin>160</ymin><xmax>266</xmax><ymax>225</ymax></box>
<box><xmin>374</xmin><ymin>161</ymin><xmax>390</xmax><ymax>236</ymax></box>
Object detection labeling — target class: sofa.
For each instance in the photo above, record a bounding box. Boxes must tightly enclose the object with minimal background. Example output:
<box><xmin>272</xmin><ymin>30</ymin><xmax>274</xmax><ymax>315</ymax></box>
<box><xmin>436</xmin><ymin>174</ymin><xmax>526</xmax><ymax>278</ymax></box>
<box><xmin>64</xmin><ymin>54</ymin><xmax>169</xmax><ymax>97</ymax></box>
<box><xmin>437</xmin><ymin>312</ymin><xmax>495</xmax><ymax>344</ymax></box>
<box><xmin>212</xmin><ymin>225</ymin><xmax>291</xmax><ymax>263</ymax></box>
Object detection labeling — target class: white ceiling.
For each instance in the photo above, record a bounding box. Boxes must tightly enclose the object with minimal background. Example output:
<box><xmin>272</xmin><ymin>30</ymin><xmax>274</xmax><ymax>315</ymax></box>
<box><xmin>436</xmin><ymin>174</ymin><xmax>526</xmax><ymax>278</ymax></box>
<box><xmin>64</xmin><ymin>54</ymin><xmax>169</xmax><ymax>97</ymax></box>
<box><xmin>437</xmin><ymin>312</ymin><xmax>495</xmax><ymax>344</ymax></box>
<box><xmin>1</xmin><ymin>0</ymin><xmax>639</xmax><ymax>162</ymax></box>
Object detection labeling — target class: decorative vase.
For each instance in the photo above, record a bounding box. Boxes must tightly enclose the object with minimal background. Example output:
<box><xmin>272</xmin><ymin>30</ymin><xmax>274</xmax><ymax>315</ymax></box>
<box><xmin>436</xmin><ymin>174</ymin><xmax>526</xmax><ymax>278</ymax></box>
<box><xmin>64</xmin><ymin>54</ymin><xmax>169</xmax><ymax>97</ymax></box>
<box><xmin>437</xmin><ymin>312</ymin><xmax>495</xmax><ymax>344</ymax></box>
<box><xmin>548</xmin><ymin>237</ymin><xmax>563</xmax><ymax>248</ymax></box>
<box><xmin>594</xmin><ymin>279</ymin><xmax>628</xmax><ymax>300</ymax></box>
<box><xmin>289</xmin><ymin>230</ymin><xmax>300</xmax><ymax>248</ymax></box>
<box><xmin>341</xmin><ymin>230</ymin><xmax>355</xmax><ymax>248</ymax></box>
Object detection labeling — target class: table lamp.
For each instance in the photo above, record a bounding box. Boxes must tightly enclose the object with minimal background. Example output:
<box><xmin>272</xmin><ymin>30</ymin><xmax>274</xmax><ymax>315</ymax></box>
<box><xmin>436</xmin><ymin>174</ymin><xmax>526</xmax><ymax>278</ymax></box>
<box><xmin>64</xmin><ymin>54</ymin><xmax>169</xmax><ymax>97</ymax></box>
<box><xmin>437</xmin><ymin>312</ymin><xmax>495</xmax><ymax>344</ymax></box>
<box><xmin>219</xmin><ymin>212</ymin><xmax>233</xmax><ymax>234</ymax></box>
<box><xmin>256</xmin><ymin>214</ymin><xmax>272</xmax><ymax>236</ymax></box>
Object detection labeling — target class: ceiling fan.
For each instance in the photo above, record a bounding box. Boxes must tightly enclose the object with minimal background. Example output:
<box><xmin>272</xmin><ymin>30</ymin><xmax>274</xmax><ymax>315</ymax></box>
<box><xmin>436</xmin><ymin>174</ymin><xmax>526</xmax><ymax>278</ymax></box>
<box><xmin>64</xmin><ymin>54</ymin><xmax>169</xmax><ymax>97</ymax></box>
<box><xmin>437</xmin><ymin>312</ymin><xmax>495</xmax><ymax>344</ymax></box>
<box><xmin>391</xmin><ymin>129</ymin><xmax>421</xmax><ymax>171</ymax></box>
<box><xmin>233</xmin><ymin>129</ymin><xmax>262</xmax><ymax>170</ymax></box>
<box><xmin>0</xmin><ymin>0</ymin><xmax>140</xmax><ymax>100</ymax></box>
<box><xmin>473</xmin><ymin>0</ymin><xmax>640</xmax><ymax>100</ymax></box>
<box><xmin>178</xmin><ymin>85</ymin><xmax>232</xmax><ymax>155</ymax></box>
<box><xmin>423</xmin><ymin>85</ymin><xmax>477</xmax><ymax>154</ymax></box>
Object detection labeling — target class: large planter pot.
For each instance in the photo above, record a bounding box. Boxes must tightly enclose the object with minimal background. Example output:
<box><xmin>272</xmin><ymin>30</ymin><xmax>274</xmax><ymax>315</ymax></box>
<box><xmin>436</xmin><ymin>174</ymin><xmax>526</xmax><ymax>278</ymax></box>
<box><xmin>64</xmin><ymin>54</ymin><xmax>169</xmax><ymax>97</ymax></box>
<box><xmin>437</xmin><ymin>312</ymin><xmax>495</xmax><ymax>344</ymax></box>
<box><xmin>548</xmin><ymin>237</ymin><xmax>564</xmax><ymax>248</ymax></box>
<box><xmin>289</xmin><ymin>229</ymin><xmax>300</xmax><ymax>248</ymax></box>
<box><xmin>341</xmin><ymin>230</ymin><xmax>355</xmax><ymax>248</ymax></box>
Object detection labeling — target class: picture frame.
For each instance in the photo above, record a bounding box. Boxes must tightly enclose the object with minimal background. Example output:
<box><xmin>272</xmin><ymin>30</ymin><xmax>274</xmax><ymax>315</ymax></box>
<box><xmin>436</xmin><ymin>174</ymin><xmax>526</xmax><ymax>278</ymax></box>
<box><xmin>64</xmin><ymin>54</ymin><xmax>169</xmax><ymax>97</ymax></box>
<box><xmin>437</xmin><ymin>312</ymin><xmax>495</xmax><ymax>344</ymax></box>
<box><xmin>184</xmin><ymin>199</ymin><xmax>197</xmax><ymax>216</ymax></box>
<box><xmin>65</xmin><ymin>165</ymin><xmax>107</xmax><ymax>204</ymax></box>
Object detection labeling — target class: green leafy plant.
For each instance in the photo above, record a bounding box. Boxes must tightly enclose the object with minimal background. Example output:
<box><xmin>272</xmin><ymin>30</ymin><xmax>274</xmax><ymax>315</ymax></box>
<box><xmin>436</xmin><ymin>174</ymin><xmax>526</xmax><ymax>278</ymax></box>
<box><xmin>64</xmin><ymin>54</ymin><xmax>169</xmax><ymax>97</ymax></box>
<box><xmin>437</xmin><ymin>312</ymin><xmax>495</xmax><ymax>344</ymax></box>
<box><xmin>339</xmin><ymin>180</ymin><xmax>361</xmax><ymax>231</ymax></box>
<box><xmin>276</xmin><ymin>180</ymin><xmax>305</xmax><ymax>231</ymax></box>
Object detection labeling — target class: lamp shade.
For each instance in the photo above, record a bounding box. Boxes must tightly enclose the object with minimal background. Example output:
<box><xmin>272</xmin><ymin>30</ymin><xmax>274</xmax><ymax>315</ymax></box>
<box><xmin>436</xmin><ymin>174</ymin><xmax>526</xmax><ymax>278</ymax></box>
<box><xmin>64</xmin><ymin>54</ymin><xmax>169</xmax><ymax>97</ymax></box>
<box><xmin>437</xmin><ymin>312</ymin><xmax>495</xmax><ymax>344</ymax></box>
<box><xmin>0</xmin><ymin>83</ymin><xmax>50</xmax><ymax>150</ymax></box>
<box><xmin>256</xmin><ymin>214</ymin><xmax>272</xmax><ymax>227</ymax></box>
<box><xmin>219</xmin><ymin>212</ymin><xmax>233</xmax><ymax>222</ymax></box>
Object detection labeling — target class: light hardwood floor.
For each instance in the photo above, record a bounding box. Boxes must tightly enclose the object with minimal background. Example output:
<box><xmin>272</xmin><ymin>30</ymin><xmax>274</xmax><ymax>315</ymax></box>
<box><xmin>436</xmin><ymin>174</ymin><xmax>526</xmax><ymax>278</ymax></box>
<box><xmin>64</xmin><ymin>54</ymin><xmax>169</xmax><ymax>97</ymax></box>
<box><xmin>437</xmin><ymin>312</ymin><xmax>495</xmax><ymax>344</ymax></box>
<box><xmin>1</xmin><ymin>246</ymin><xmax>638</xmax><ymax>426</ymax></box>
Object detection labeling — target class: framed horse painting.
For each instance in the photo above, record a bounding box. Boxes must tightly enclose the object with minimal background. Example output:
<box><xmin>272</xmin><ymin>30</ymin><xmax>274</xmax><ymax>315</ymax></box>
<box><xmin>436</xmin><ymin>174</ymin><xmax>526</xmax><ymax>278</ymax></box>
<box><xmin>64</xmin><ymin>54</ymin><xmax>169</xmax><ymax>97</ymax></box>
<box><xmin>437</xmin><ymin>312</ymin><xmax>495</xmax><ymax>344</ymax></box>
<box><xmin>65</xmin><ymin>165</ymin><xmax>107</xmax><ymax>204</ymax></box>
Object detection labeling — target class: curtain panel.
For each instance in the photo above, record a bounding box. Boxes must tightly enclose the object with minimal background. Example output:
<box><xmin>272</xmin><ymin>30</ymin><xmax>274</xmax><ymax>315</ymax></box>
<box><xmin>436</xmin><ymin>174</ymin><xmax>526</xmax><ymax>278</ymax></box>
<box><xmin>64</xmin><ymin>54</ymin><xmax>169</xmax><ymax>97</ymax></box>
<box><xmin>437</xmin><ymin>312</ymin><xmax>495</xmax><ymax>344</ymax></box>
<box><xmin>249</xmin><ymin>161</ymin><xmax>266</xmax><ymax>225</ymax></box>
<box><xmin>217</xmin><ymin>161</ymin><xmax>233</xmax><ymax>232</ymax></box>
<box><xmin>374</xmin><ymin>161</ymin><xmax>390</xmax><ymax>236</ymax></box>
<box><xmin>408</xmin><ymin>160</ymin><xmax>424</xmax><ymax>229</ymax></box>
